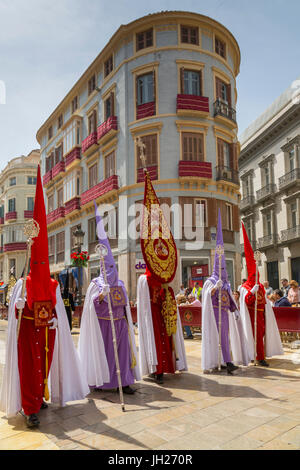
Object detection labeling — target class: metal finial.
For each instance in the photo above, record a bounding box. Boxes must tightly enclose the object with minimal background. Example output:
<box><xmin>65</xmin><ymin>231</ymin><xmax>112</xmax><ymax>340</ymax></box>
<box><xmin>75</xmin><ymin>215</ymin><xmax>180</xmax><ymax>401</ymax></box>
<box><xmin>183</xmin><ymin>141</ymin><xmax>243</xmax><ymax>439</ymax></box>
<box><xmin>24</xmin><ymin>219</ymin><xmax>40</xmax><ymax>241</ymax></box>
<box><xmin>95</xmin><ymin>243</ymin><xmax>108</xmax><ymax>258</ymax></box>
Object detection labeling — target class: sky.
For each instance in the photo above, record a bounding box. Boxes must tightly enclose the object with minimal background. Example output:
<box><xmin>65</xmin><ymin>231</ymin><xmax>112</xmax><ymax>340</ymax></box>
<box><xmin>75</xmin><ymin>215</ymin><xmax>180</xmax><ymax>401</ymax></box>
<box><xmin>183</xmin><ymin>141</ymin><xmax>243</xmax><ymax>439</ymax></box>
<box><xmin>0</xmin><ymin>0</ymin><xmax>299</xmax><ymax>170</ymax></box>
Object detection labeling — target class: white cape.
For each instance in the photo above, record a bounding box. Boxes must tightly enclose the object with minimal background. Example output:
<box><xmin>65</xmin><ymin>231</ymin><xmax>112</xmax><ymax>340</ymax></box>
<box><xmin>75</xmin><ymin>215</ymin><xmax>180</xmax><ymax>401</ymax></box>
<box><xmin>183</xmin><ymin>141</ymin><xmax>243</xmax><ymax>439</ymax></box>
<box><xmin>137</xmin><ymin>275</ymin><xmax>188</xmax><ymax>376</ymax></box>
<box><xmin>239</xmin><ymin>286</ymin><xmax>284</xmax><ymax>359</ymax></box>
<box><xmin>0</xmin><ymin>279</ymin><xmax>90</xmax><ymax>418</ymax></box>
<box><xmin>78</xmin><ymin>281</ymin><xmax>141</xmax><ymax>387</ymax></box>
<box><xmin>201</xmin><ymin>280</ymin><xmax>252</xmax><ymax>371</ymax></box>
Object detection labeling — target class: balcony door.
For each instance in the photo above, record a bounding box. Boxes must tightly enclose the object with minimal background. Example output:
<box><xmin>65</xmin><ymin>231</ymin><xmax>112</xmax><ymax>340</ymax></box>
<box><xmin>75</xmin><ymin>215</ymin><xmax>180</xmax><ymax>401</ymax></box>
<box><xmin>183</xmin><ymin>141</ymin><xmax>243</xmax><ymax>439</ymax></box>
<box><xmin>291</xmin><ymin>257</ymin><xmax>300</xmax><ymax>284</ymax></box>
<box><xmin>267</xmin><ymin>261</ymin><xmax>279</xmax><ymax>290</ymax></box>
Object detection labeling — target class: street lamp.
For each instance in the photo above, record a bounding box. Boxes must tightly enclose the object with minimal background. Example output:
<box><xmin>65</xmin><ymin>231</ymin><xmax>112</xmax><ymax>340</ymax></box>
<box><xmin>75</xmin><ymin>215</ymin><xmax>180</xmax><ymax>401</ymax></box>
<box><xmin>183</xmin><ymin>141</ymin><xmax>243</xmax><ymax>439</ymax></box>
<box><xmin>74</xmin><ymin>225</ymin><xmax>85</xmax><ymax>305</ymax></box>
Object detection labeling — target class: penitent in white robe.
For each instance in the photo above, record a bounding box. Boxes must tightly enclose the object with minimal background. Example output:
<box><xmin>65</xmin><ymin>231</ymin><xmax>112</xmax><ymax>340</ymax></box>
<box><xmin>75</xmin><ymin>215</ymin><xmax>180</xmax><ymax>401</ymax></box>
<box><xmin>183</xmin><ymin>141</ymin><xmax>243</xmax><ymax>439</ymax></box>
<box><xmin>78</xmin><ymin>281</ymin><xmax>141</xmax><ymax>388</ymax></box>
<box><xmin>137</xmin><ymin>275</ymin><xmax>188</xmax><ymax>377</ymax></box>
<box><xmin>239</xmin><ymin>287</ymin><xmax>283</xmax><ymax>360</ymax></box>
<box><xmin>0</xmin><ymin>279</ymin><xmax>90</xmax><ymax>418</ymax></box>
<box><xmin>201</xmin><ymin>280</ymin><xmax>252</xmax><ymax>372</ymax></box>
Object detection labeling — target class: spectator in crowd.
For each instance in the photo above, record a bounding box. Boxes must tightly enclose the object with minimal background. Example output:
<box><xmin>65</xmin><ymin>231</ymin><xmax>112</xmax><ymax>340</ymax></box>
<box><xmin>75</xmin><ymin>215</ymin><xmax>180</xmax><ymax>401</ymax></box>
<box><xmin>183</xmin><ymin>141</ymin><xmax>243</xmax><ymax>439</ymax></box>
<box><xmin>187</xmin><ymin>294</ymin><xmax>201</xmax><ymax>307</ymax></box>
<box><xmin>178</xmin><ymin>284</ymin><xmax>186</xmax><ymax>296</ymax></box>
<box><xmin>263</xmin><ymin>281</ymin><xmax>273</xmax><ymax>296</ymax></box>
<box><xmin>232</xmin><ymin>290</ymin><xmax>240</xmax><ymax>308</ymax></box>
<box><xmin>281</xmin><ymin>279</ymin><xmax>290</xmax><ymax>297</ymax></box>
<box><xmin>268</xmin><ymin>293</ymin><xmax>277</xmax><ymax>307</ymax></box>
<box><xmin>176</xmin><ymin>294</ymin><xmax>193</xmax><ymax>339</ymax></box>
<box><xmin>287</xmin><ymin>280</ymin><xmax>300</xmax><ymax>306</ymax></box>
<box><xmin>274</xmin><ymin>289</ymin><xmax>291</xmax><ymax>307</ymax></box>
<box><xmin>192</xmin><ymin>282</ymin><xmax>202</xmax><ymax>300</ymax></box>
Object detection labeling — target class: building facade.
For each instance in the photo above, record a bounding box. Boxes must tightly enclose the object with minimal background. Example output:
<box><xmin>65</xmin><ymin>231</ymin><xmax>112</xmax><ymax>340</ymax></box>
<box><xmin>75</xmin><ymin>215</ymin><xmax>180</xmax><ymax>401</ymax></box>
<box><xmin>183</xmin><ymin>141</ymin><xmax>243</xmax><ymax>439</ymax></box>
<box><xmin>0</xmin><ymin>150</ymin><xmax>40</xmax><ymax>285</ymax></box>
<box><xmin>239</xmin><ymin>77</ymin><xmax>300</xmax><ymax>288</ymax></box>
<box><xmin>36</xmin><ymin>11</ymin><xmax>241</xmax><ymax>300</ymax></box>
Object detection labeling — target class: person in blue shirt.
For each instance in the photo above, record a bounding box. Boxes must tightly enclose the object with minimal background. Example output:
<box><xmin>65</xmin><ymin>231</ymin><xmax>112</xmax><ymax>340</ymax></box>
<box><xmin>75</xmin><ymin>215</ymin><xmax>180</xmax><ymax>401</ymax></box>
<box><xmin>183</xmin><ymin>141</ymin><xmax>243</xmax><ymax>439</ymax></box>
<box><xmin>274</xmin><ymin>289</ymin><xmax>291</xmax><ymax>307</ymax></box>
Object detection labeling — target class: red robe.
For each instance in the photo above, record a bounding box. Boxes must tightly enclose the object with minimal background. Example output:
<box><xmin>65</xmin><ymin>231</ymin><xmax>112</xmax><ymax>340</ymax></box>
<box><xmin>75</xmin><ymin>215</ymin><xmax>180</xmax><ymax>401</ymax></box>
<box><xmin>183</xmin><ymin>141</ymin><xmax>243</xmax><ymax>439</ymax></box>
<box><xmin>244</xmin><ymin>286</ymin><xmax>266</xmax><ymax>361</ymax></box>
<box><xmin>16</xmin><ymin>303</ymin><xmax>56</xmax><ymax>416</ymax></box>
<box><xmin>147</xmin><ymin>281</ymin><xmax>175</xmax><ymax>375</ymax></box>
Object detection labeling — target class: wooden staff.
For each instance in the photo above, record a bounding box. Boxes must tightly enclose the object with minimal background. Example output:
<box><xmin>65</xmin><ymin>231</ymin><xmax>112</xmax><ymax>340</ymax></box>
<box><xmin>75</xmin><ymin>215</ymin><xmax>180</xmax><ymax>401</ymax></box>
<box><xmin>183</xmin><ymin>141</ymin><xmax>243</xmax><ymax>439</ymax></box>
<box><xmin>17</xmin><ymin>219</ymin><xmax>40</xmax><ymax>340</ymax></box>
<box><xmin>216</xmin><ymin>245</ymin><xmax>224</xmax><ymax>372</ymax></box>
<box><xmin>96</xmin><ymin>243</ymin><xmax>125</xmax><ymax>412</ymax></box>
<box><xmin>253</xmin><ymin>250</ymin><xmax>262</xmax><ymax>366</ymax></box>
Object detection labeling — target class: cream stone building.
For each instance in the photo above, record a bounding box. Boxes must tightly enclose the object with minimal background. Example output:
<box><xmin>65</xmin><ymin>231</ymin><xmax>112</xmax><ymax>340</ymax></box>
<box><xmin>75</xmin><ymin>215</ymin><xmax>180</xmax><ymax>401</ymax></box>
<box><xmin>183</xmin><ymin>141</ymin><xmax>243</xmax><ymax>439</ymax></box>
<box><xmin>239</xmin><ymin>77</ymin><xmax>300</xmax><ymax>288</ymax></box>
<box><xmin>0</xmin><ymin>150</ymin><xmax>40</xmax><ymax>288</ymax></box>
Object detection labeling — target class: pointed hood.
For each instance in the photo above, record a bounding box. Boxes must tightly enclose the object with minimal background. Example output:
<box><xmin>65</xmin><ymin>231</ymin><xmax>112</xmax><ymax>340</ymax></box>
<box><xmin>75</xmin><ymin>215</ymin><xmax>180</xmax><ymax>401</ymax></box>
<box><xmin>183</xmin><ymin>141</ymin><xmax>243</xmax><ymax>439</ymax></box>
<box><xmin>93</xmin><ymin>200</ymin><xmax>119</xmax><ymax>287</ymax></box>
<box><xmin>241</xmin><ymin>222</ymin><xmax>261</xmax><ymax>289</ymax></box>
<box><xmin>26</xmin><ymin>165</ymin><xmax>58</xmax><ymax>309</ymax></box>
<box><xmin>208</xmin><ymin>209</ymin><xmax>230</xmax><ymax>289</ymax></box>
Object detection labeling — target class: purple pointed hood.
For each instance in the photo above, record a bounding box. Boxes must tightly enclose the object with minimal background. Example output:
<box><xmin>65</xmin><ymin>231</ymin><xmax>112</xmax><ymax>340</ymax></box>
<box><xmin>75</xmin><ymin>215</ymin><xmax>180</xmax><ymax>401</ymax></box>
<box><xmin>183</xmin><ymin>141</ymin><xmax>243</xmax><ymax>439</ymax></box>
<box><xmin>208</xmin><ymin>209</ymin><xmax>230</xmax><ymax>289</ymax></box>
<box><xmin>93</xmin><ymin>201</ymin><xmax>119</xmax><ymax>289</ymax></box>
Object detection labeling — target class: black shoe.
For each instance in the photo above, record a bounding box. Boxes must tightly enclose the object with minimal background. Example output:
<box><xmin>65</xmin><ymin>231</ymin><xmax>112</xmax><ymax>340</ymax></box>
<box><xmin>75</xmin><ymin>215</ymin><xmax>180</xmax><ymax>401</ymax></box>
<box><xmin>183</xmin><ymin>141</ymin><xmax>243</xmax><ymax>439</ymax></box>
<box><xmin>258</xmin><ymin>360</ymin><xmax>269</xmax><ymax>367</ymax></box>
<box><xmin>26</xmin><ymin>413</ymin><xmax>40</xmax><ymax>428</ymax></box>
<box><xmin>122</xmin><ymin>386</ymin><xmax>135</xmax><ymax>395</ymax></box>
<box><xmin>156</xmin><ymin>373</ymin><xmax>164</xmax><ymax>384</ymax></box>
<box><xmin>227</xmin><ymin>362</ymin><xmax>239</xmax><ymax>373</ymax></box>
<box><xmin>186</xmin><ymin>335</ymin><xmax>194</xmax><ymax>340</ymax></box>
<box><xmin>40</xmin><ymin>401</ymin><xmax>48</xmax><ymax>410</ymax></box>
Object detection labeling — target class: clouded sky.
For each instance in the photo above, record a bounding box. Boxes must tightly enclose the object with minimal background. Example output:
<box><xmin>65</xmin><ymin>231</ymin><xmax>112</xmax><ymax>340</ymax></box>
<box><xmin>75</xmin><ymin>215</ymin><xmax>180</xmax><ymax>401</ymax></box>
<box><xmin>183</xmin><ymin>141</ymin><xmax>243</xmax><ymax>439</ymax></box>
<box><xmin>0</xmin><ymin>0</ymin><xmax>299</xmax><ymax>169</ymax></box>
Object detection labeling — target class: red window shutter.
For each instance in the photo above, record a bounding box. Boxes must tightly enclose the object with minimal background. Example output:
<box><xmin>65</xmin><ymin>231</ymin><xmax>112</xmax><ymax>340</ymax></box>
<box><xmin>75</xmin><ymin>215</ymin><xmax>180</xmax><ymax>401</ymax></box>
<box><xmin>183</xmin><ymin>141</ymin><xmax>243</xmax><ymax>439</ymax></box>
<box><xmin>232</xmin><ymin>204</ymin><xmax>240</xmax><ymax>232</ymax></box>
<box><xmin>217</xmin><ymin>139</ymin><xmax>224</xmax><ymax>167</ymax></box>
<box><xmin>207</xmin><ymin>198</ymin><xmax>217</xmax><ymax>227</ymax></box>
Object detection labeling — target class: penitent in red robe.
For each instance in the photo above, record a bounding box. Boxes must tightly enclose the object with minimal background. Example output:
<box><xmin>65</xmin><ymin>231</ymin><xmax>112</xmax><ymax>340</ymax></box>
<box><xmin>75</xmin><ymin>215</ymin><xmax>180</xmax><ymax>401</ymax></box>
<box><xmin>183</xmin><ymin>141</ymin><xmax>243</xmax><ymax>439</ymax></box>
<box><xmin>244</xmin><ymin>286</ymin><xmax>266</xmax><ymax>361</ymax></box>
<box><xmin>16</xmin><ymin>303</ymin><xmax>56</xmax><ymax>416</ymax></box>
<box><xmin>147</xmin><ymin>280</ymin><xmax>175</xmax><ymax>375</ymax></box>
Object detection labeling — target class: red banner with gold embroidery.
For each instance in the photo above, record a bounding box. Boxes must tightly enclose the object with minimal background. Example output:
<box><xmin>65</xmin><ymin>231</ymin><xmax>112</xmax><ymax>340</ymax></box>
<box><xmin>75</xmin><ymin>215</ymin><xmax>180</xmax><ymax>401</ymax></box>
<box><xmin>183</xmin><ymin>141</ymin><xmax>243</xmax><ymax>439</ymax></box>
<box><xmin>141</xmin><ymin>170</ymin><xmax>177</xmax><ymax>284</ymax></box>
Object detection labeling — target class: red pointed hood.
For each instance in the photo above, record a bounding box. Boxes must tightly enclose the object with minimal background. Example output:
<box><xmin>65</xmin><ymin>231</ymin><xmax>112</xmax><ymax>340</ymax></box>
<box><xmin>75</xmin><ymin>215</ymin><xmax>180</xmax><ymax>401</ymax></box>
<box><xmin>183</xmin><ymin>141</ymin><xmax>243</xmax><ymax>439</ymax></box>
<box><xmin>26</xmin><ymin>165</ymin><xmax>58</xmax><ymax>310</ymax></box>
<box><xmin>241</xmin><ymin>222</ymin><xmax>261</xmax><ymax>290</ymax></box>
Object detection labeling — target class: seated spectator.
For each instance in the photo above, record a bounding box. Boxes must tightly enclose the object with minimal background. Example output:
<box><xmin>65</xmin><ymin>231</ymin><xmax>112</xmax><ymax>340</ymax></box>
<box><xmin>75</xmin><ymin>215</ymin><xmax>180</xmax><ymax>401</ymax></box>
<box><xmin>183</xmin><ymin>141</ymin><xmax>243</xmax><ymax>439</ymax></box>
<box><xmin>263</xmin><ymin>281</ymin><xmax>273</xmax><ymax>296</ymax></box>
<box><xmin>287</xmin><ymin>280</ymin><xmax>300</xmax><ymax>306</ymax></box>
<box><xmin>268</xmin><ymin>293</ymin><xmax>277</xmax><ymax>307</ymax></box>
<box><xmin>187</xmin><ymin>294</ymin><xmax>201</xmax><ymax>307</ymax></box>
<box><xmin>232</xmin><ymin>290</ymin><xmax>240</xmax><ymax>308</ymax></box>
<box><xmin>176</xmin><ymin>294</ymin><xmax>187</xmax><ymax>305</ymax></box>
<box><xmin>274</xmin><ymin>289</ymin><xmax>291</xmax><ymax>307</ymax></box>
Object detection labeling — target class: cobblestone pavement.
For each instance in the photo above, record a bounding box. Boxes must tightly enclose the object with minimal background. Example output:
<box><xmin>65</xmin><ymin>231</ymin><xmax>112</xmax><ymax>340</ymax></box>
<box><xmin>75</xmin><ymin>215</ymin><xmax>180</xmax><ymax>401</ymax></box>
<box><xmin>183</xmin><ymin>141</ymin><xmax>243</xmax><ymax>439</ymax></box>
<box><xmin>0</xmin><ymin>320</ymin><xmax>300</xmax><ymax>450</ymax></box>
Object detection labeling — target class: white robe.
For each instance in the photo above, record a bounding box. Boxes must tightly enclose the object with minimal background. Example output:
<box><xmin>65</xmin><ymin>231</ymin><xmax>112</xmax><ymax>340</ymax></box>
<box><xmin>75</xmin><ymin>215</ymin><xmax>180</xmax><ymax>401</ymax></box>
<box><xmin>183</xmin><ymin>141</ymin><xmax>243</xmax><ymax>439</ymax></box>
<box><xmin>78</xmin><ymin>281</ymin><xmax>141</xmax><ymax>387</ymax></box>
<box><xmin>239</xmin><ymin>287</ymin><xmax>284</xmax><ymax>359</ymax></box>
<box><xmin>137</xmin><ymin>274</ymin><xmax>188</xmax><ymax>376</ymax></box>
<box><xmin>201</xmin><ymin>280</ymin><xmax>252</xmax><ymax>372</ymax></box>
<box><xmin>0</xmin><ymin>279</ymin><xmax>90</xmax><ymax>418</ymax></box>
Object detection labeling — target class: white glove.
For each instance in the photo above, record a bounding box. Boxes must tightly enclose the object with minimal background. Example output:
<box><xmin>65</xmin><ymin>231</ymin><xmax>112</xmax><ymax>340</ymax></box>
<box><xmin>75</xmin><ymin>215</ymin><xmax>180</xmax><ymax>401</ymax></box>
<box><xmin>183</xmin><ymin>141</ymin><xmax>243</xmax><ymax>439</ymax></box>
<box><xmin>102</xmin><ymin>284</ymin><xmax>110</xmax><ymax>296</ymax></box>
<box><xmin>216</xmin><ymin>280</ymin><xmax>223</xmax><ymax>289</ymax></box>
<box><xmin>49</xmin><ymin>317</ymin><xmax>58</xmax><ymax>330</ymax></box>
<box><xmin>251</xmin><ymin>284</ymin><xmax>260</xmax><ymax>295</ymax></box>
<box><xmin>16</xmin><ymin>298</ymin><xmax>25</xmax><ymax>310</ymax></box>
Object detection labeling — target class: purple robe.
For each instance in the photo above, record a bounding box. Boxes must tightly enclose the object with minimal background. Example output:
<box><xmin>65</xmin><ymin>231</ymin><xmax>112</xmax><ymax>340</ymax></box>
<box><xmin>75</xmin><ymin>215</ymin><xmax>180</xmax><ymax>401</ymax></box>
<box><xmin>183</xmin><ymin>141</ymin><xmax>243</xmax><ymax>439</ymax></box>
<box><xmin>92</xmin><ymin>281</ymin><xmax>134</xmax><ymax>389</ymax></box>
<box><xmin>211</xmin><ymin>288</ymin><xmax>237</xmax><ymax>363</ymax></box>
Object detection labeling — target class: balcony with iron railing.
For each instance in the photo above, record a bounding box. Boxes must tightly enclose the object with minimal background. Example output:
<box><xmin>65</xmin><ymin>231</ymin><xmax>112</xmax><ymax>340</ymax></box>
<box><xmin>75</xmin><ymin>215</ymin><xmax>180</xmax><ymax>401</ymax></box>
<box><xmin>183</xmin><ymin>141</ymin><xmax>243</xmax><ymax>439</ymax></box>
<box><xmin>215</xmin><ymin>166</ymin><xmax>239</xmax><ymax>186</ymax></box>
<box><xmin>278</xmin><ymin>168</ymin><xmax>300</xmax><ymax>190</ymax></box>
<box><xmin>256</xmin><ymin>183</ymin><xmax>277</xmax><ymax>202</ymax></box>
<box><xmin>257</xmin><ymin>233</ymin><xmax>278</xmax><ymax>250</ymax></box>
<box><xmin>97</xmin><ymin>116</ymin><xmax>118</xmax><ymax>144</ymax></box>
<box><xmin>213</xmin><ymin>99</ymin><xmax>236</xmax><ymax>124</ymax></box>
<box><xmin>82</xmin><ymin>132</ymin><xmax>98</xmax><ymax>156</ymax></box>
<box><xmin>179</xmin><ymin>161</ymin><xmax>212</xmax><ymax>179</ymax></box>
<box><xmin>280</xmin><ymin>225</ymin><xmax>300</xmax><ymax>243</ymax></box>
<box><xmin>240</xmin><ymin>195</ymin><xmax>256</xmax><ymax>211</ymax></box>
<box><xmin>176</xmin><ymin>94</ymin><xmax>209</xmax><ymax>115</ymax></box>
<box><xmin>81</xmin><ymin>175</ymin><xmax>119</xmax><ymax>206</ymax></box>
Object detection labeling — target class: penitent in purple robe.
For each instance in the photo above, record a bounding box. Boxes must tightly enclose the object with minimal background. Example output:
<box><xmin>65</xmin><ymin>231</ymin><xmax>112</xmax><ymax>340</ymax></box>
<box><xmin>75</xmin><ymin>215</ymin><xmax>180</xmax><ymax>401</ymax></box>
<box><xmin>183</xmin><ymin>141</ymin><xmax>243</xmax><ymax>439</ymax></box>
<box><xmin>92</xmin><ymin>281</ymin><xmax>135</xmax><ymax>390</ymax></box>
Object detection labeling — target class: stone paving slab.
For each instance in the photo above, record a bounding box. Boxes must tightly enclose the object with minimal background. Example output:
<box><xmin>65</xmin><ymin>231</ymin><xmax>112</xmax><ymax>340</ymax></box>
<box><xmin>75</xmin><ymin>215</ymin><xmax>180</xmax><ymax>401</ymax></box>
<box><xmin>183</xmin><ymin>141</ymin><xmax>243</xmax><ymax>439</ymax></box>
<box><xmin>0</xmin><ymin>320</ymin><xmax>299</xmax><ymax>450</ymax></box>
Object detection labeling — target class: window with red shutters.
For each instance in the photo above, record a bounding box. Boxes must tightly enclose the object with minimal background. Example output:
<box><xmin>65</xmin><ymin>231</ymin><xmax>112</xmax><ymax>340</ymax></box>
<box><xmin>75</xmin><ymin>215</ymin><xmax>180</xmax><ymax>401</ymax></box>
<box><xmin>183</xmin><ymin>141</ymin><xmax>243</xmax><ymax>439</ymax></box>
<box><xmin>88</xmin><ymin>74</ymin><xmax>96</xmax><ymax>96</ymax></box>
<box><xmin>104</xmin><ymin>55</ymin><xmax>113</xmax><ymax>77</ymax></box>
<box><xmin>88</xmin><ymin>109</ymin><xmax>97</xmax><ymax>134</ymax></box>
<box><xmin>182</xmin><ymin>133</ymin><xmax>204</xmax><ymax>161</ymax></box>
<box><xmin>215</xmin><ymin>77</ymin><xmax>231</xmax><ymax>106</ymax></box>
<box><xmin>215</xmin><ymin>37</ymin><xmax>226</xmax><ymax>59</ymax></box>
<box><xmin>104</xmin><ymin>92</ymin><xmax>115</xmax><ymax>120</ymax></box>
<box><xmin>181</xmin><ymin>25</ymin><xmax>199</xmax><ymax>45</ymax></box>
<box><xmin>105</xmin><ymin>151</ymin><xmax>115</xmax><ymax>179</ymax></box>
<box><xmin>88</xmin><ymin>163</ymin><xmax>98</xmax><ymax>189</ymax></box>
<box><xmin>136</xmin><ymin>134</ymin><xmax>157</xmax><ymax>169</ymax></box>
<box><xmin>136</xmin><ymin>28</ymin><xmax>153</xmax><ymax>51</ymax></box>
